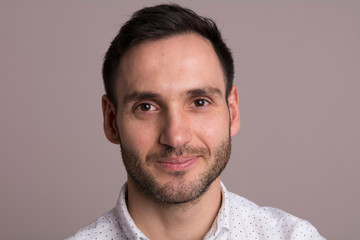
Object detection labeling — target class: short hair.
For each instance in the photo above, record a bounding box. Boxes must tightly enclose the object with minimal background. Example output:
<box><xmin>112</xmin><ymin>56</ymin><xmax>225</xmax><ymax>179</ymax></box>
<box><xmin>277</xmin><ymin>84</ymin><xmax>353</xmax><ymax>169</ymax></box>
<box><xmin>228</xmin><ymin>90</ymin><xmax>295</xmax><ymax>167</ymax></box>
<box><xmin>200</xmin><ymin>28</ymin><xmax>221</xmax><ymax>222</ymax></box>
<box><xmin>102</xmin><ymin>4</ymin><xmax>234</xmax><ymax>106</ymax></box>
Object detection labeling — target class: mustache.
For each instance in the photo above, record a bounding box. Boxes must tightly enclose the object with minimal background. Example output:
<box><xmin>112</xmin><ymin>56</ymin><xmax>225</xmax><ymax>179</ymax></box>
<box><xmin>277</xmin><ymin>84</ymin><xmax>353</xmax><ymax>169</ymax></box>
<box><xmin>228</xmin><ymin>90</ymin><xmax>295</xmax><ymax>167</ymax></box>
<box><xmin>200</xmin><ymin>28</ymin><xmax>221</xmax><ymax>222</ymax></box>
<box><xmin>146</xmin><ymin>145</ymin><xmax>210</xmax><ymax>162</ymax></box>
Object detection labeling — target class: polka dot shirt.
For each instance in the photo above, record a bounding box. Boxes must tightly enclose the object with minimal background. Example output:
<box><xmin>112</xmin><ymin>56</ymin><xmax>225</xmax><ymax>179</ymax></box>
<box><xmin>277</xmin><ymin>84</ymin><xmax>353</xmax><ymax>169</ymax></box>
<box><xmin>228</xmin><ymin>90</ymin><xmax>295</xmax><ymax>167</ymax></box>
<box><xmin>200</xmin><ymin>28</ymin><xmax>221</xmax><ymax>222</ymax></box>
<box><xmin>66</xmin><ymin>182</ymin><xmax>325</xmax><ymax>240</ymax></box>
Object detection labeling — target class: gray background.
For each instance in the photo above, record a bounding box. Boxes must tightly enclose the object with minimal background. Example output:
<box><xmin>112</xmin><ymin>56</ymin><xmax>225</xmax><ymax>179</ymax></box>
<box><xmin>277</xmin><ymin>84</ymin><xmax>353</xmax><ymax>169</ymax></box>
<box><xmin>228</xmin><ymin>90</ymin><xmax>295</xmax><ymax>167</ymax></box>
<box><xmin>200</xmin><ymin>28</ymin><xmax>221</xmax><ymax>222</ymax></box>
<box><xmin>1</xmin><ymin>1</ymin><xmax>359</xmax><ymax>239</ymax></box>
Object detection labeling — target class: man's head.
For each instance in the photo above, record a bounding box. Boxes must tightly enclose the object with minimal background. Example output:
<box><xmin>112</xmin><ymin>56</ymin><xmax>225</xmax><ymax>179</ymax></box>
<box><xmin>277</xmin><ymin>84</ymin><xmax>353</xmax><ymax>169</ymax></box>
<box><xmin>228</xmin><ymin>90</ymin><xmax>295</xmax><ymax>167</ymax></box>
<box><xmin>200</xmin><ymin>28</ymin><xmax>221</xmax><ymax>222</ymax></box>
<box><xmin>102</xmin><ymin>4</ymin><xmax>234</xmax><ymax>107</ymax></box>
<box><xmin>102</xmin><ymin>4</ymin><xmax>240</xmax><ymax>205</ymax></box>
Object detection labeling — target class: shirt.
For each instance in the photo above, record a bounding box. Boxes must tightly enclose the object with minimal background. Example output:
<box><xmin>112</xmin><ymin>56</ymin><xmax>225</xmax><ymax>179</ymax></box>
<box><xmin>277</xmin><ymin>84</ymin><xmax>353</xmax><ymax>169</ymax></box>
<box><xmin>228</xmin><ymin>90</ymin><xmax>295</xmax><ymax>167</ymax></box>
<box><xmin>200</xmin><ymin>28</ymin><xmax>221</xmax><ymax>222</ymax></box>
<box><xmin>66</xmin><ymin>182</ymin><xmax>325</xmax><ymax>240</ymax></box>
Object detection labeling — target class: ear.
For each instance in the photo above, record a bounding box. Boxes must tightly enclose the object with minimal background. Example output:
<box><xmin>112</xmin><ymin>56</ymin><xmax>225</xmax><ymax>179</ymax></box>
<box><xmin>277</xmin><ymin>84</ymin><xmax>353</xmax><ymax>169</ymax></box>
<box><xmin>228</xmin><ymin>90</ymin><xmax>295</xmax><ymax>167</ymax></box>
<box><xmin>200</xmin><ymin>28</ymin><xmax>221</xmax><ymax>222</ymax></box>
<box><xmin>102</xmin><ymin>94</ymin><xmax>120</xmax><ymax>144</ymax></box>
<box><xmin>227</xmin><ymin>86</ymin><xmax>241</xmax><ymax>137</ymax></box>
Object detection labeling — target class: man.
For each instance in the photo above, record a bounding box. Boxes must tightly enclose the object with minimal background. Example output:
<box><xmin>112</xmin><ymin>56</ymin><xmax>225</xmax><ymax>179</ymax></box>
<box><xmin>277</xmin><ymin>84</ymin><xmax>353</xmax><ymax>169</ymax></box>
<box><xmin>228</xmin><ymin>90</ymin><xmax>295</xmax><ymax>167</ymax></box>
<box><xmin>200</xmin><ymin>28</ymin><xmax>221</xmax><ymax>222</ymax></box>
<box><xmin>67</xmin><ymin>4</ymin><xmax>324</xmax><ymax>240</ymax></box>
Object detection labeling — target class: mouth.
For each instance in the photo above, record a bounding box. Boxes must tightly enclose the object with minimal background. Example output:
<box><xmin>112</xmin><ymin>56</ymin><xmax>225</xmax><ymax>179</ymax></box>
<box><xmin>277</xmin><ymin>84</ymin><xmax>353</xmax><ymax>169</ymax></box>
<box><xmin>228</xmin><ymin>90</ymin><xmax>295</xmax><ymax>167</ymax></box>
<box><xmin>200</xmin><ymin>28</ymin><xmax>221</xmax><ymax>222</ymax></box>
<box><xmin>154</xmin><ymin>156</ymin><xmax>200</xmax><ymax>172</ymax></box>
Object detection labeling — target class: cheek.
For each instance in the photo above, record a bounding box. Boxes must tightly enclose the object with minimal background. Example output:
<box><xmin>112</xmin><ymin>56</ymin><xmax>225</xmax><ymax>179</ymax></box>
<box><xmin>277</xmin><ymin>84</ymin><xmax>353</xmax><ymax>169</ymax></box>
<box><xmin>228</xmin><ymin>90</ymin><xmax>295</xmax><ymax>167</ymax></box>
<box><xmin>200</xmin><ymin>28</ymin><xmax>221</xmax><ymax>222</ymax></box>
<box><xmin>202</xmin><ymin>122</ymin><xmax>227</xmax><ymax>140</ymax></box>
<box><xmin>118</xmin><ymin>119</ymin><xmax>157</xmax><ymax>152</ymax></box>
<box><xmin>196</xmin><ymin>111</ymin><xmax>230</xmax><ymax>144</ymax></box>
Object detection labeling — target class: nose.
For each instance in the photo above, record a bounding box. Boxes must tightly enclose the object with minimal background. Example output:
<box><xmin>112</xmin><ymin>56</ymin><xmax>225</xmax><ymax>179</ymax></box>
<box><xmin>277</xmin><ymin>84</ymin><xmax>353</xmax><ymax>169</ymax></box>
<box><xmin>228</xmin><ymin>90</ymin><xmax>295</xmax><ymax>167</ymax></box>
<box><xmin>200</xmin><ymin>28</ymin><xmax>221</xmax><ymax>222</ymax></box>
<box><xmin>159</xmin><ymin>109</ymin><xmax>192</xmax><ymax>148</ymax></box>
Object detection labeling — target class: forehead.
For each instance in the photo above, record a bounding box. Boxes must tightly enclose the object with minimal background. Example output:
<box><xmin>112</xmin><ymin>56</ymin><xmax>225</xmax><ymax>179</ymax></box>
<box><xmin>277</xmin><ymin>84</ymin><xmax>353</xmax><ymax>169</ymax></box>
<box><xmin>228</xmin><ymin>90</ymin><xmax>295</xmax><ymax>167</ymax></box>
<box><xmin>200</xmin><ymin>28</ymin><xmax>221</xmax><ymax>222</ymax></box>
<box><xmin>115</xmin><ymin>33</ymin><xmax>226</xmax><ymax>101</ymax></box>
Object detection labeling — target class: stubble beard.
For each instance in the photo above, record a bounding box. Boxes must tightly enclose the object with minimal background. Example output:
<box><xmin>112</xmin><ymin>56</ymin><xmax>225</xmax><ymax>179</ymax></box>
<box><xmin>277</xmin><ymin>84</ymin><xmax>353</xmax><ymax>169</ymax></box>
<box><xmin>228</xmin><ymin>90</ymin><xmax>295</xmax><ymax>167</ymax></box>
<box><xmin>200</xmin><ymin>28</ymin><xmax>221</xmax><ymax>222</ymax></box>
<box><xmin>119</xmin><ymin>136</ymin><xmax>231</xmax><ymax>205</ymax></box>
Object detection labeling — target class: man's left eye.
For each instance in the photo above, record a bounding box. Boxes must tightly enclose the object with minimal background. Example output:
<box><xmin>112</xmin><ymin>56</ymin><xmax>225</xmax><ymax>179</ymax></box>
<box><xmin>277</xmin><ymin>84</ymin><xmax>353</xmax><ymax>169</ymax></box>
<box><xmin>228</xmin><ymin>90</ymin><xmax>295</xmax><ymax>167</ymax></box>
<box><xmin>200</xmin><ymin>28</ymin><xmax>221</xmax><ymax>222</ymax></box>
<box><xmin>193</xmin><ymin>99</ymin><xmax>210</xmax><ymax>107</ymax></box>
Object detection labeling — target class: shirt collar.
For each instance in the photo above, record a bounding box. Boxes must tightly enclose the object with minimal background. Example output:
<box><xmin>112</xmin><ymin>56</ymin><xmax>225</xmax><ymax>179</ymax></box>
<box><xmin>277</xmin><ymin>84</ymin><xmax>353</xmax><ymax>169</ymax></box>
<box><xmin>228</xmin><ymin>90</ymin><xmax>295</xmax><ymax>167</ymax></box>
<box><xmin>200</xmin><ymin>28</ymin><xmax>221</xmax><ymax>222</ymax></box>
<box><xmin>116</xmin><ymin>181</ymin><xmax>230</xmax><ymax>240</ymax></box>
<box><xmin>204</xmin><ymin>181</ymin><xmax>231</xmax><ymax>238</ymax></box>
<box><xmin>116</xmin><ymin>183</ymin><xmax>148</xmax><ymax>240</ymax></box>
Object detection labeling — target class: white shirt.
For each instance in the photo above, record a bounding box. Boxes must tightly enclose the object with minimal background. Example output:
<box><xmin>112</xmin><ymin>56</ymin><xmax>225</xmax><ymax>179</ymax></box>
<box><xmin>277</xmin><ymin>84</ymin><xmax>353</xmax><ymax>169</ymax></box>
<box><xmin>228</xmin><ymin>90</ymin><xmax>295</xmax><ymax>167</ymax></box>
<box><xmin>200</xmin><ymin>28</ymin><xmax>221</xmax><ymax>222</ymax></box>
<box><xmin>66</xmin><ymin>182</ymin><xmax>325</xmax><ymax>240</ymax></box>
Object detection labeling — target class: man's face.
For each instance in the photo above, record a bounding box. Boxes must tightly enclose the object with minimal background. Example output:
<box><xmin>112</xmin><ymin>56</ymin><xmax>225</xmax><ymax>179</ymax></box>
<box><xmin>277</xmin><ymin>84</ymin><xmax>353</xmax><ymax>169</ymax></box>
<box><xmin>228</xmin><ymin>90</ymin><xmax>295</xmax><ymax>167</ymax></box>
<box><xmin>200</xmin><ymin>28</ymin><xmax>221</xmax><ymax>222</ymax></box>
<box><xmin>104</xmin><ymin>33</ymin><xmax>240</xmax><ymax>204</ymax></box>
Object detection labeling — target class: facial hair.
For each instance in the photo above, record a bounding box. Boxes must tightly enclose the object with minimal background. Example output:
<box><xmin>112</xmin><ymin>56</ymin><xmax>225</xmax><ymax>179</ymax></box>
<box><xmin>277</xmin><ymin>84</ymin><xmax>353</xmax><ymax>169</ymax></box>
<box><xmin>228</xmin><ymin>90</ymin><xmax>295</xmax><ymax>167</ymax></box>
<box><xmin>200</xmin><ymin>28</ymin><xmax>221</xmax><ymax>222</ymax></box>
<box><xmin>120</xmin><ymin>136</ymin><xmax>231</xmax><ymax>205</ymax></box>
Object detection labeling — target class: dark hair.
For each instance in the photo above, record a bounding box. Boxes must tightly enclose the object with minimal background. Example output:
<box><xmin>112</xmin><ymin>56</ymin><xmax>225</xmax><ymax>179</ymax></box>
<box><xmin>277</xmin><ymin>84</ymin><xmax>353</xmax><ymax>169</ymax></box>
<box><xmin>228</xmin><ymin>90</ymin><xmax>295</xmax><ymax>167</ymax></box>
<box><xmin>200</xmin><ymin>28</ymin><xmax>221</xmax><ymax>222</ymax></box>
<box><xmin>102</xmin><ymin>4</ymin><xmax>234</xmax><ymax>106</ymax></box>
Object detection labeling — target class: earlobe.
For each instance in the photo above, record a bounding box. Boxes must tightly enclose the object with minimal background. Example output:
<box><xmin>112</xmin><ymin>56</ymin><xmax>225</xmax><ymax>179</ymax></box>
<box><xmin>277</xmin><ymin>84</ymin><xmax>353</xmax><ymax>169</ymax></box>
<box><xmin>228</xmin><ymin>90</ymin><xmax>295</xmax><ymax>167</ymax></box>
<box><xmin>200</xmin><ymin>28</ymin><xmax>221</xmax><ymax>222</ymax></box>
<box><xmin>228</xmin><ymin>86</ymin><xmax>241</xmax><ymax>137</ymax></box>
<box><xmin>102</xmin><ymin>94</ymin><xmax>121</xmax><ymax>144</ymax></box>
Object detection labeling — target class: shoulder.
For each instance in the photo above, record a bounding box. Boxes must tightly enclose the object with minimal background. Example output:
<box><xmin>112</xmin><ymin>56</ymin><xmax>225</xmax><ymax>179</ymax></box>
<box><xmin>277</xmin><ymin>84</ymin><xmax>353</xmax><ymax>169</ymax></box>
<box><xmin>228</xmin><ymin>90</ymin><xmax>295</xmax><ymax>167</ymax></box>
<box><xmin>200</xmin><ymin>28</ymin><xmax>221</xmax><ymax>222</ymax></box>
<box><xmin>225</xmin><ymin>191</ymin><xmax>325</xmax><ymax>239</ymax></box>
<box><xmin>65</xmin><ymin>208</ymin><xmax>124</xmax><ymax>240</ymax></box>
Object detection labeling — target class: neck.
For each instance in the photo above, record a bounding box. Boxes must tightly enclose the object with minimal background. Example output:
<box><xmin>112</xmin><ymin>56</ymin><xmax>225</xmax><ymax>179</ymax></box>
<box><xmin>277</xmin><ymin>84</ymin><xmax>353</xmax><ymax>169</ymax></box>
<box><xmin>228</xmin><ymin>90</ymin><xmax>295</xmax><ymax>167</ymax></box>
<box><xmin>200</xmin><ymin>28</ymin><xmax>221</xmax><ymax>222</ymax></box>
<box><xmin>126</xmin><ymin>178</ymin><xmax>222</xmax><ymax>240</ymax></box>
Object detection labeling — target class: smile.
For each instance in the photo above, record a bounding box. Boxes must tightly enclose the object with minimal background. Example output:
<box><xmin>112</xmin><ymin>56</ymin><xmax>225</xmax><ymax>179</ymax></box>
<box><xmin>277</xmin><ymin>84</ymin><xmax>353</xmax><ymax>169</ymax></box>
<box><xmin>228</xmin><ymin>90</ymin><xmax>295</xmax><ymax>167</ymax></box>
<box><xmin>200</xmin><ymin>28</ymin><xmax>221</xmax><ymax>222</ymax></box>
<box><xmin>155</xmin><ymin>156</ymin><xmax>200</xmax><ymax>172</ymax></box>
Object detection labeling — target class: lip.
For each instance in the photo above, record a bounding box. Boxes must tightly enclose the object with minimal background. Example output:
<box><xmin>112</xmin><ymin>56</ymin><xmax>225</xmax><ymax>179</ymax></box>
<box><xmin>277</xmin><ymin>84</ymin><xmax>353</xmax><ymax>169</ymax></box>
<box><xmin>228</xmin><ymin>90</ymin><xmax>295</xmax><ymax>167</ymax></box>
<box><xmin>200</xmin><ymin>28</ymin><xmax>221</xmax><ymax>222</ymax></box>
<box><xmin>155</xmin><ymin>156</ymin><xmax>199</xmax><ymax>172</ymax></box>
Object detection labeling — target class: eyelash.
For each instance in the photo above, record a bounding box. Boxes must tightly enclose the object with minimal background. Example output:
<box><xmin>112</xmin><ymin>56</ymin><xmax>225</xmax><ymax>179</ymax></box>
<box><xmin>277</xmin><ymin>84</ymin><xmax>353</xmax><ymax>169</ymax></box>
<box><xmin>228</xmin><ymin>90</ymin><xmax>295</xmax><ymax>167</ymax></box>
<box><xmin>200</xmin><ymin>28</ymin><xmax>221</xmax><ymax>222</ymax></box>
<box><xmin>191</xmin><ymin>98</ymin><xmax>211</xmax><ymax>108</ymax></box>
<box><xmin>134</xmin><ymin>98</ymin><xmax>211</xmax><ymax>113</ymax></box>
<box><xmin>134</xmin><ymin>103</ymin><xmax>158</xmax><ymax>112</ymax></box>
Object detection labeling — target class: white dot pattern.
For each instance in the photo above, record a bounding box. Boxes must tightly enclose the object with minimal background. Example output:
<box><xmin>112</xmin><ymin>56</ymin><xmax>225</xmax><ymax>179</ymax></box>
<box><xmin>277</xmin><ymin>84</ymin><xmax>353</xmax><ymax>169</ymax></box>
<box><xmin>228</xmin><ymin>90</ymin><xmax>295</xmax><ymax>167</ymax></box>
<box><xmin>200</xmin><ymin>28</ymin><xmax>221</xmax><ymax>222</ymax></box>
<box><xmin>66</xmin><ymin>182</ymin><xmax>325</xmax><ymax>240</ymax></box>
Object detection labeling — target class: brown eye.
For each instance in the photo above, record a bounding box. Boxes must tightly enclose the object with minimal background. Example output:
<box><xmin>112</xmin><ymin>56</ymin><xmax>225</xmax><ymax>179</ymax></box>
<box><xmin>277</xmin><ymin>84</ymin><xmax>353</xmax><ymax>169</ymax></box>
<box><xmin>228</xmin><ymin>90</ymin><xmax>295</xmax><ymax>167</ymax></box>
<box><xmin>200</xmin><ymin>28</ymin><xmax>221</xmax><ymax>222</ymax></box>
<box><xmin>193</xmin><ymin>99</ymin><xmax>209</xmax><ymax>107</ymax></box>
<box><xmin>140</xmin><ymin>103</ymin><xmax>151</xmax><ymax>111</ymax></box>
<box><xmin>135</xmin><ymin>103</ymin><xmax>158</xmax><ymax>112</ymax></box>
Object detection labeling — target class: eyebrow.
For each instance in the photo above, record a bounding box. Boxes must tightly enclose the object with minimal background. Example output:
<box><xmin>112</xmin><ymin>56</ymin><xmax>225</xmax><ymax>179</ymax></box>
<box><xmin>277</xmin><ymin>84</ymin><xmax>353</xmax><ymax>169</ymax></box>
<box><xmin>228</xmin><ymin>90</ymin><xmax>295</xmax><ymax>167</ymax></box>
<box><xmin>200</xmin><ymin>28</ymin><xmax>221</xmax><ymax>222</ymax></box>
<box><xmin>123</xmin><ymin>91</ymin><xmax>160</xmax><ymax>104</ymax></box>
<box><xmin>186</xmin><ymin>87</ymin><xmax>223</xmax><ymax>97</ymax></box>
<box><xmin>122</xmin><ymin>87</ymin><xmax>223</xmax><ymax>104</ymax></box>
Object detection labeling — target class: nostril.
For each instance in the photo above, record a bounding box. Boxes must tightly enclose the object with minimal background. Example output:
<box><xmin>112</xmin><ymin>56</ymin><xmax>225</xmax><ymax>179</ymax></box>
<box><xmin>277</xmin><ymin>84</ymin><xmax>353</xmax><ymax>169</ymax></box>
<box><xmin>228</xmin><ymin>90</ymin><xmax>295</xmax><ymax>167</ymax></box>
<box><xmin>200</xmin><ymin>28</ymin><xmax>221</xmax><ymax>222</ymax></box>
<box><xmin>159</xmin><ymin>124</ymin><xmax>192</xmax><ymax>148</ymax></box>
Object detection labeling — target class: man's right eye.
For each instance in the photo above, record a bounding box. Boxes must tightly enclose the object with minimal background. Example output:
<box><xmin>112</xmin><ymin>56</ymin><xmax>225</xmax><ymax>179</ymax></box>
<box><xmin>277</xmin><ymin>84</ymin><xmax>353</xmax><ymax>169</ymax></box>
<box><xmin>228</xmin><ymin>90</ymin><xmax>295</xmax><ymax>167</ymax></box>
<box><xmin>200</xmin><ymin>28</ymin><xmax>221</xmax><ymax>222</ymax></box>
<box><xmin>135</xmin><ymin>103</ymin><xmax>158</xmax><ymax>112</ymax></box>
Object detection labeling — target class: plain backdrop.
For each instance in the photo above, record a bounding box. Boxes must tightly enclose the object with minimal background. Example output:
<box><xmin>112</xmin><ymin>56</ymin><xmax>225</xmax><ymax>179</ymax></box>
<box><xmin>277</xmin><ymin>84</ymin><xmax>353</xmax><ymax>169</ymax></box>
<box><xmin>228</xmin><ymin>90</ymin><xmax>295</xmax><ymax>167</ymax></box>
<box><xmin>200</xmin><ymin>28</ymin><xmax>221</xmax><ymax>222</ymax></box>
<box><xmin>1</xmin><ymin>1</ymin><xmax>359</xmax><ymax>239</ymax></box>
